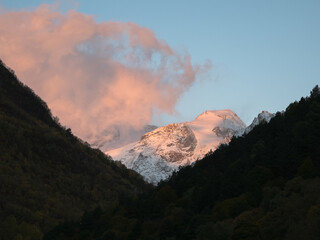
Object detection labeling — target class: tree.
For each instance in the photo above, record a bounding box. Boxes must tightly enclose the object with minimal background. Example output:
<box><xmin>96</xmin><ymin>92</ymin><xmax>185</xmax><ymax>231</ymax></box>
<box><xmin>310</xmin><ymin>85</ymin><xmax>320</xmax><ymax>99</ymax></box>
<box><xmin>298</xmin><ymin>158</ymin><xmax>317</xmax><ymax>178</ymax></box>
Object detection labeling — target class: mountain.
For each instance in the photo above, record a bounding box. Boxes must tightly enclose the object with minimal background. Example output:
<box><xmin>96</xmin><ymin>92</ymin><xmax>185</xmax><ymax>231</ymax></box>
<box><xmin>108</xmin><ymin>110</ymin><xmax>246</xmax><ymax>184</ymax></box>
<box><xmin>243</xmin><ymin>110</ymin><xmax>274</xmax><ymax>135</ymax></box>
<box><xmin>89</xmin><ymin>124</ymin><xmax>158</xmax><ymax>151</ymax></box>
<box><xmin>0</xmin><ymin>59</ymin><xmax>151</xmax><ymax>239</ymax></box>
<box><xmin>46</xmin><ymin>86</ymin><xmax>320</xmax><ymax>240</ymax></box>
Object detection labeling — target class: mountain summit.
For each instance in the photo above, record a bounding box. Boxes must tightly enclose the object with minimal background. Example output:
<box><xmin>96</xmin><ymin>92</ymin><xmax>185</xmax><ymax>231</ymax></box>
<box><xmin>243</xmin><ymin>110</ymin><xmax>274</xmax><ymax>135</ymax></box>
<box><xmin>107</xmin><ymin>109</ymin><xmax>247</xmax><ymax>184</ymax></box>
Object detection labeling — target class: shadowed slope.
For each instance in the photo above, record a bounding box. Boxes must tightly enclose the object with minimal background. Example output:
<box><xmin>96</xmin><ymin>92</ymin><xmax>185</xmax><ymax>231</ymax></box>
<box><xmin>46</xmin><ymin>85</ymin><xmax>320</xmax><ymax>240</ymax></box>
<box><xmin>0</xmin><ymin>60</ymin><xmax>151</xmax><ymax>239</ymax></box>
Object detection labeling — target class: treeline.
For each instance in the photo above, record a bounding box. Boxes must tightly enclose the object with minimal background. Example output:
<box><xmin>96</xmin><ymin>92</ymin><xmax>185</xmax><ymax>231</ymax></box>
<box><xmin>0</xmin><ymin>60</ymin><xmax>152</xmax><ymax>240</ymax></box>
<box><xmin>45</xmin><ymin>86</ymin><xmax>320</xmax><ymax>240</ymax></box>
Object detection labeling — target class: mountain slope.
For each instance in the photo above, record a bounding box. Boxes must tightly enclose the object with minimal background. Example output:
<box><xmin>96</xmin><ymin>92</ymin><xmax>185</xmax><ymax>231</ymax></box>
<box><xmin>89</xmin><ymin>124</ymin><xmax>158</xmax><ymax>151</ymax></box>
<box><xmin>243</xmin><ymin>110</ymin><xmax>274</xmax><ymax>135</ymax></box>
<box><xmin>0</xmin><ymin>60</ymin><xmax>151</xmax><ymax>239</ymax></box>
<box><xmin>46</xmin><ymin>86</ymin><xmax>320</xmax><ymax>240</ymax></box>
<box><xmin>108</xmin><ymin>110</ymin><xmax>246</xmax><ymax>184</ymax></box>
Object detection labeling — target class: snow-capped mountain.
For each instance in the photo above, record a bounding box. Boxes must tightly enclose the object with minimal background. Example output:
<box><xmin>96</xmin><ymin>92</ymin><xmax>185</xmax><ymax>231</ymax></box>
<box><xmin>244</xmin><ymin>111</ymin><xmax>274</xmax><ymax>134</ymax></box>
<box><xmin>89</xmin><ymin>124</ymin><xmax>158</xmax><ymax>151</ymax></box>
<box><xmin>236</xmin><ymin>111</ymin><xmax>275</xmax><ymax>136</ymax></box>
<box><xmin>107</xmin><ymin>110</ymin><xmax>246</xmax><ymax>184</ymax></box>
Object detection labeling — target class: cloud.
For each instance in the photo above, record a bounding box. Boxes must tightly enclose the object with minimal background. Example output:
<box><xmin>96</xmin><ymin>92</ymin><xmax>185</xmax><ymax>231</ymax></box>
<box><xmin>0</xmin><ymin>4</ymin><xmax>211</xmax><ymax>147</ymax></box>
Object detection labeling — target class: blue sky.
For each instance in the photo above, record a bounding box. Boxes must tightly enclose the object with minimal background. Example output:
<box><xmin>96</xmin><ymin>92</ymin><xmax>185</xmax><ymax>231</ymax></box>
<box><xmin>1</xmin><ymin>0</ymin><xmax>319</xmax><ymax>125</ymax></box>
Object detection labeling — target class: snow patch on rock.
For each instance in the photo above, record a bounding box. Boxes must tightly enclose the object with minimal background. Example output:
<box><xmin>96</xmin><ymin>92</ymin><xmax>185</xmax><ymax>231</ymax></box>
<box><xmin>107</xmin><ymin>110</ymin><xmax>246</xmax><ymax>184</ymax></box>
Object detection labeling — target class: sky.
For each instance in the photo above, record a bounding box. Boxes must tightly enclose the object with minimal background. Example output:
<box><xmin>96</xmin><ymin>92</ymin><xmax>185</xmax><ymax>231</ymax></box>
<box><xmin>0</xmin><ymin>0</ymin><xmax>319</xmax><ymax>142</ymax></box>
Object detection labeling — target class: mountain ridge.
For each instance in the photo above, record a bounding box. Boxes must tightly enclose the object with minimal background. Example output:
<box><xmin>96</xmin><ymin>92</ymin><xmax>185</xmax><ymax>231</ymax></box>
<box><xmin>0</xmin><ymin>59</ymin><xmax>151</xmax><ymax>239</ymax></box>
<box><xmin>107</xmin><ymin>109</ymin><xmax>254</xmax><ymax>184</ymax></box>
<box><xmin>46</xmin><ymin>86</ymin><xmax>320</xmax><ymax>240</ymax></box>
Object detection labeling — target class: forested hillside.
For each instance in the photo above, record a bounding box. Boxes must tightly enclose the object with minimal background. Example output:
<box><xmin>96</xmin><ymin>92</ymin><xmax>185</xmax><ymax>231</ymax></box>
<box><xmin>0</xmin><ymin>60</ymin><xmax>151</xmax><ymax>240</ymax></box>
<box><xmin>46</xmin><ymin>86</ymin><xmax>320</xmax><ymax>240</ymax></box>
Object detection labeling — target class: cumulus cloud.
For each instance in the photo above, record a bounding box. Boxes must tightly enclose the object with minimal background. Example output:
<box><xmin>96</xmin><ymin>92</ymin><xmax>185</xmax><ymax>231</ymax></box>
<box><xmin>0</xmin><ymin>4</ymin><xmax>211</xmax><ymax>147</ymax></box>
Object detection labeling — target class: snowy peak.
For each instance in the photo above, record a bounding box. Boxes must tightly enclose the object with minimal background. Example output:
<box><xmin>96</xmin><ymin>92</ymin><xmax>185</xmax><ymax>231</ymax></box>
<box><xmin>90</xmin><ymin>124</ymin><xmax>158</xmax><ymax>151</ymax></box>
<box><xmin>244</xmin><ymin>111</ymin><xmax>274</xmax><ymax>134</ymax></box>
<box><xmin>108</xmin><ymin>123</ymin><xmax>198</xmax><ymax>184</ymax></box>
<box><xmin>256</xmin><ymin>111</ymin><xmax>274</xmax><ymax>123</ymax></box>
<box><xmin>106</xmin><ymin>110</ymin><xmax>275</xmax><ymax>185</ymax></box>
<box><xmin>195</xmin><ymin>109</ymin><xmax>240</xmax><ymax>120</ymax></box>
<box><xmin>140</xmin><ymin>123</ymin><xmax>197</xmax><ymax>164</ymax></box>
<box><xmin>192</xmin><ymin>109</ymin><xmax>246</xmax><ymax>133</ymax></box>
<box><xmin>189</xmin><ymin>109</ymin><xmax>246</xmax><ymax>153</ymax></box>
<box><xmin>107</xmin><ymin>109</ymin><xmax>247</xmax><ymax>184</ymax></box>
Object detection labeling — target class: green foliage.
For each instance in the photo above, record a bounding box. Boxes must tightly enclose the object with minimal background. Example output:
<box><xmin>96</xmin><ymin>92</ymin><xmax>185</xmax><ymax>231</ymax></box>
<box><xmin>156</xmin><ymin>185</ymin><xmax>178</xmax><ymax>206</ymax></box>
<box><xmin>231</xmin><ymin>209</ymin><xmax>261</xmax><ymax>240</ymax></box>
<box><xmin>213</xmin><ymin>194</ymin><xmax>251</xmax><ymax>220</ymax></box>
<box><xmin>0</xmin><ymin>216</ymin><xmax>43</xmax><ymax>240</ymax></box>
<box><xmin>298</xmin><ymin>157</ymin><xmax>317</xmax><ymax>178</ymax></box>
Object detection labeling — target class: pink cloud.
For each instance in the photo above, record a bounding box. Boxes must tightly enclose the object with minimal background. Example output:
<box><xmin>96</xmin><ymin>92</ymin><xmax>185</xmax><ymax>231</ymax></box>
<box><xmin>0</xmin><ymin>4</ymin><xmax>211</xmax><ymax>148</ymax></box>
